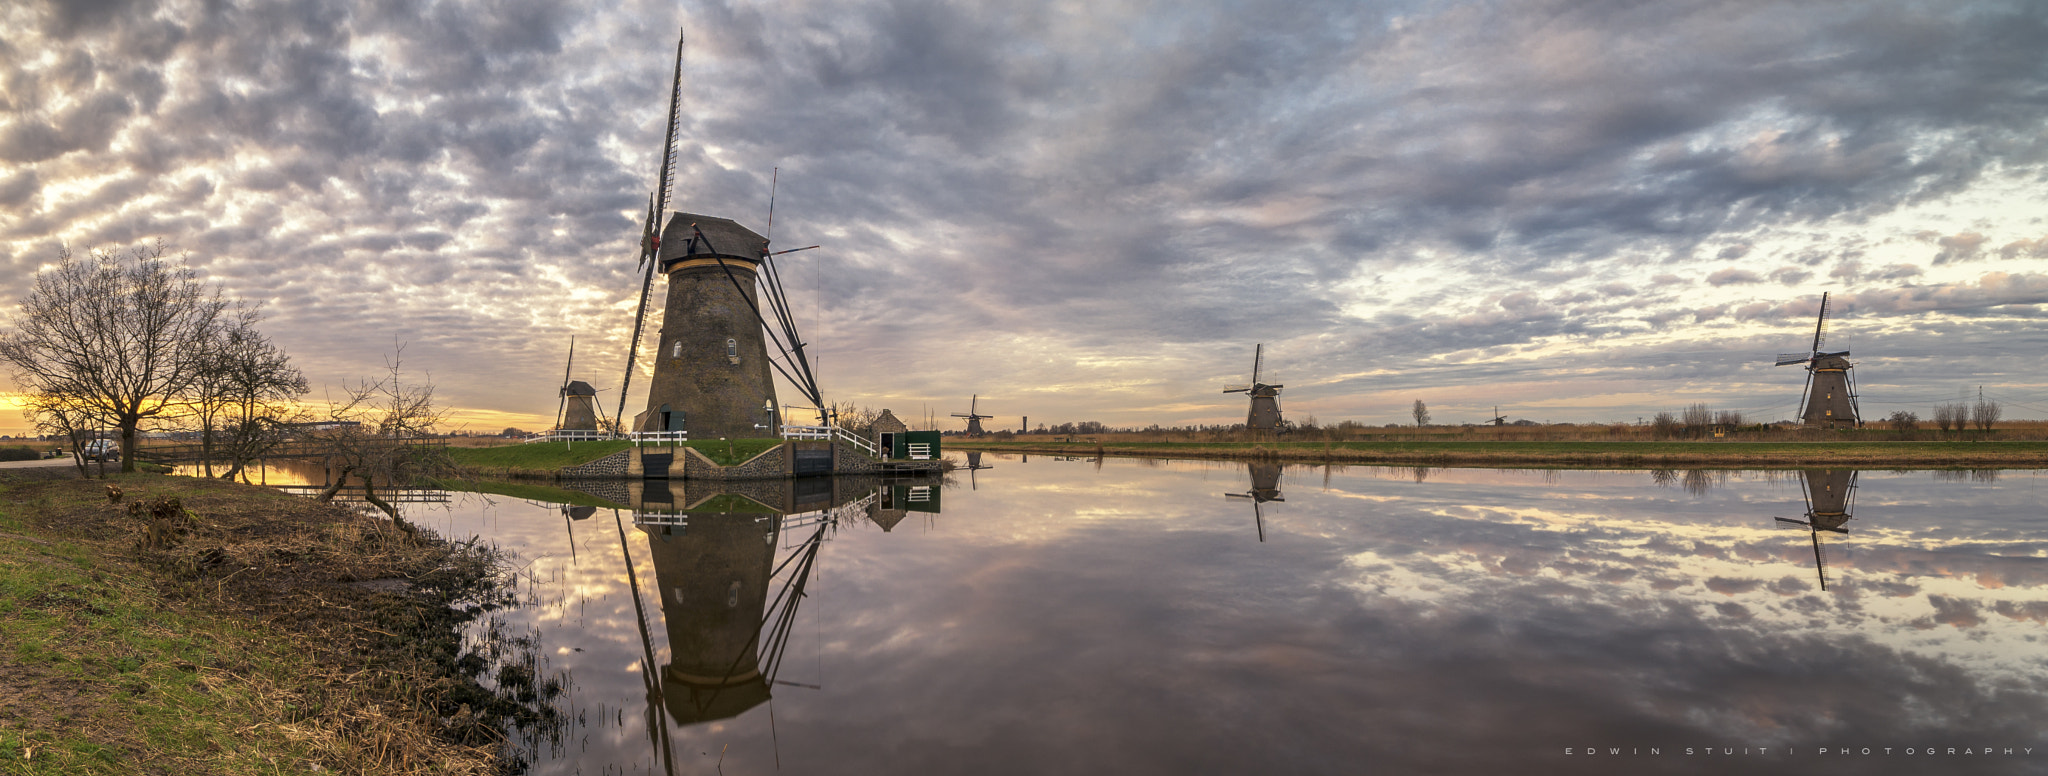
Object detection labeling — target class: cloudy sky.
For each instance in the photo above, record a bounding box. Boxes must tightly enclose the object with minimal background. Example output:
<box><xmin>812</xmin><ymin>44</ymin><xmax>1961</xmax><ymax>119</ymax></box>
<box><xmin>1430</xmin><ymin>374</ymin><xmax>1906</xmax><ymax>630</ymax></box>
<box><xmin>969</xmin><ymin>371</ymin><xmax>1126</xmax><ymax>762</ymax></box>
<box><xmin>3</xmin><ymin>0</ymin><xmax>2045</xmax><ymax>435</ymax></box>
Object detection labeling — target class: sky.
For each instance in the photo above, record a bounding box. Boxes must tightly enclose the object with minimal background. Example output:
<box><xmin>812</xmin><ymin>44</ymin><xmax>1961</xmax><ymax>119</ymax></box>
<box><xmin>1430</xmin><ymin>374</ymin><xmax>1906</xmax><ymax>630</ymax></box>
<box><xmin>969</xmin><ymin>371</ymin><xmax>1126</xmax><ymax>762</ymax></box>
<box><xmin>2</xmin><ymin>0</ymin><xmax>2046</xmax><ymax>435</ymax></box>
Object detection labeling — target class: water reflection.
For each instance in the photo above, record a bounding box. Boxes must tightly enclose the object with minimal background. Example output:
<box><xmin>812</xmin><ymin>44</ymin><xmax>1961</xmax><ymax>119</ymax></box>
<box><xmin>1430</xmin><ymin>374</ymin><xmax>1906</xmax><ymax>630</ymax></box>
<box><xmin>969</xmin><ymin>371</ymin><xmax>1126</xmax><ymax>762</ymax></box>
<box><xmin>176</xmin><ymin>458</ymin><xmax>2048</xmax><ymax>773</ymax></box>
<box><xmin>1773</xmin><ymin>469</ymin><xmax>1858</xmax><ymax>591</ymax></box>
<box><xmin>1223</xmin><ymin>462</ymin><xmax>1284</xmax><ymax>541</ymax></box>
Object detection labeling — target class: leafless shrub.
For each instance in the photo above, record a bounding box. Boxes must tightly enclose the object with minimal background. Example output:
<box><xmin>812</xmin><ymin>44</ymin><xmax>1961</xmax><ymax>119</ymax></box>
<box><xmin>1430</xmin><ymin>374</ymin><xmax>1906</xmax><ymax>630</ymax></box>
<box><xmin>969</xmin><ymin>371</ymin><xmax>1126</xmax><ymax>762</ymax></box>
<box><xmin>1652</xmin><ymin>411</ymin><xmax>1681</xmax><ymax>440</ymax></box>
<box><xmin>1887</xmin><ymin>410</ymin><xmax>1918</xmax><ymax>434</ymax></box>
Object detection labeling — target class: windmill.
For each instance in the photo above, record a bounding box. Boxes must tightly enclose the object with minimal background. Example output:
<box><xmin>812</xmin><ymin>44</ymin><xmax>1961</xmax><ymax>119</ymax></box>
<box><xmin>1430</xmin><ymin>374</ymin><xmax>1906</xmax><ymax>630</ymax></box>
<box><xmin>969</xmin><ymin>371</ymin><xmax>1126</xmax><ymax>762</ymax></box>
<box><xmin>1774</xmin><ymin>469</ymin><xmax>1858</xmax><ymax>590</ymax></box>
<box><xmin>951</xmin><ymin>395</ymin><xmax>993</xmax><ymax>436</ymax></box>
<box><xmin>617</xmin><ymin>29</ymin><xmax>831</xmax><ymax>439</ymax></box>
<box><xmin>1487</xmin><ymin>406</ymin><xmax>1508</xmax><ymax>426</ymax></box>
<box><xmin>1224</xmin><ymin>463</ymin><xmax>1285</xmax><ymax>541</ymax></box>
<box><xmin>1222</xmin><ymin>344</ymin><xmax>1285</xmax><ymax>432</ymax></box>
<box><xmin>1774</xmin><ymin>292</ymin><xmax>1861</xmax><ymax>427</ymax></box>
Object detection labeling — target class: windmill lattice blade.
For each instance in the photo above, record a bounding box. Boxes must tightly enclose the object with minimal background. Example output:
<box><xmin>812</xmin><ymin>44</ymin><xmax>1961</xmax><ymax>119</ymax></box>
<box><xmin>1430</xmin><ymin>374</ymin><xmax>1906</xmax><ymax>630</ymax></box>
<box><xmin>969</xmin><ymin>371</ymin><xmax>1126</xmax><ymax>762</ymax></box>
<box><xmin>1223</xmin><ymin>384</ymin><xmax>1250</xmax><ymax>393</ymax></box>
<box><xmin>1775</xmin><ymin>354</ymin><xmax>1812</xmax><ymax>366</ymax></box>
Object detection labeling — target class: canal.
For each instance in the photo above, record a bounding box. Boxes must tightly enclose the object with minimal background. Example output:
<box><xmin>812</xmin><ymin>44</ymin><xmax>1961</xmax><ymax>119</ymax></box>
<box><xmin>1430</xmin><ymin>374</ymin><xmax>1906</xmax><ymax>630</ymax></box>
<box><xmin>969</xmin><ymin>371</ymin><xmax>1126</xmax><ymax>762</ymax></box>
<box><xmin>191</xmin><ymin>456</ymin><xmax>2048</xmax><ymax>773</ymax></box>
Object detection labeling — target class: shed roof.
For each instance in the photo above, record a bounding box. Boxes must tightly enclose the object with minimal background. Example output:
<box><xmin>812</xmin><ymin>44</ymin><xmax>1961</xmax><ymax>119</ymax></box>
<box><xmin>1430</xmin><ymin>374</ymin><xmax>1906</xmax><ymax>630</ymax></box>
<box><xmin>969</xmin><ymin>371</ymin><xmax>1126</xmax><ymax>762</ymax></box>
<box><xmin>873</xmin><ymin>409</ymin><xmax>909</xmax><ymax>434</ymax></box>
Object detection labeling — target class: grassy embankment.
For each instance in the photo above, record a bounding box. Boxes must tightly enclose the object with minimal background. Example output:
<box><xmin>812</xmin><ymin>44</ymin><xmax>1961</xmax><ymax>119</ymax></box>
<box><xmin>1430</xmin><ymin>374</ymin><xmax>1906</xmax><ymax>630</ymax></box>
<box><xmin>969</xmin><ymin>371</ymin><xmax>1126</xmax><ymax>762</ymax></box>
<box><xmin>445</xmin><ymin>438</ymin><xmax>785</xmax><ymax>478</ymax></box>
<box><xmin>426</xmin><ymin>476</ymin><xmax>627</xmax><ymax>509</ymax></box>
<box><xmin>948</xmin><ymin>438</ymin><xmax>2048</xmax><ymax>467</ymax></box>
<box><xmin>0</xmin><ymin>469</ymin><xmax>530</xmax><ymax>775</ymax></box>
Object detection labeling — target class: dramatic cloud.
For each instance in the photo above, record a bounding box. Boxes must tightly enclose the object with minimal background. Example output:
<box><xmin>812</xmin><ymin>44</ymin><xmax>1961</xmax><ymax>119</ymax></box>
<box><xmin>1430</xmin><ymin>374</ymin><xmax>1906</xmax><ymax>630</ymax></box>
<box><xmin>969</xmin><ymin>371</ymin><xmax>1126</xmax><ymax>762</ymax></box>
<box><xmin>2</xmin><ymin>0</ymin><xmax>2045</xmax><ymax>432</ymax></box>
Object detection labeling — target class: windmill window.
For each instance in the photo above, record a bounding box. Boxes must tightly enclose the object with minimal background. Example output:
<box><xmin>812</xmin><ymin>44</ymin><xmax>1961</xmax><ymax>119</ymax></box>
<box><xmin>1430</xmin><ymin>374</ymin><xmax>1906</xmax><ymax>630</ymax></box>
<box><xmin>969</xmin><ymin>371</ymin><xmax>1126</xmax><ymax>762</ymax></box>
<box><xmin>726</xmin><ymin>580</ymin><xmax>742</xmax><ymax>608</ymax></box>
<box><xmin>727</xmin><ymin>338</ymin><xmax>739</xmax><ymax>364</ymax></box>
<box><xmin>671</xmin><ymin>341</ymin><xmax>681</xmax><ymax>358</ymax></box>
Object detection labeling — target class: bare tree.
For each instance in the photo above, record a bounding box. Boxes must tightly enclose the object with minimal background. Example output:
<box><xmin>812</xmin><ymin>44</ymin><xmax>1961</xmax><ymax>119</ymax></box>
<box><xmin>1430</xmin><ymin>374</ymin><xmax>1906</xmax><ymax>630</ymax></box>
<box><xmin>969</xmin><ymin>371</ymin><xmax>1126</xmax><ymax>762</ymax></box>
<box><xmin>1972</xmin><ymin>396</ymin><xmax>2001</xmax><ymax>433</ymax></box>
<box><xmin>1412</xmin><ymin>400</ymin><xmax>1430</xmax><ymax>427</ymax></box>
<box><xmin>1682</xmin><ymin>403</ymin><xmax>1712</xmax><ymax>438</ymax></box>
<box><xmin>1933</xmin><ymin>403</ymin><xmax>1963</xmax><ymax>435</ymax></box>
<box><xmin>0</xmin><ymin>242</ymin><xmax>233</xmax><ymax>472</ymax></box>
<box><xmin>1714</xmin><ymin>409</ymin><xmax>1744</xmax><ymax>428</ymax></box>
<box><xmin>188</xmin><ymin>314</ymin><xmax>309</xmax><ymax>478</ymax></box>
<box><xmin>23</xmin><ymin>390</ymin><xmax>105</xmax><ymax>478</ymax></box>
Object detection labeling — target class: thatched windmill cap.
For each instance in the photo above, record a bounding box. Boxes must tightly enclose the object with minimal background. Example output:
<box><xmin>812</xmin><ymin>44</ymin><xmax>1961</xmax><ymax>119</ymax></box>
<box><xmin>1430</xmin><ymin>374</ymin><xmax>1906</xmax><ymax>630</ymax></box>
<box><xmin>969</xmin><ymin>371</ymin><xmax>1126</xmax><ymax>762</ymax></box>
<box><xmin>562</xmin><ymin>380</ymin><xmax>597</xmax><ymax>397</ymax></box>
<box><xmin>659</xmin><ymin>212</ymin><xmax>768</xmax><ymax>266</ymax></box>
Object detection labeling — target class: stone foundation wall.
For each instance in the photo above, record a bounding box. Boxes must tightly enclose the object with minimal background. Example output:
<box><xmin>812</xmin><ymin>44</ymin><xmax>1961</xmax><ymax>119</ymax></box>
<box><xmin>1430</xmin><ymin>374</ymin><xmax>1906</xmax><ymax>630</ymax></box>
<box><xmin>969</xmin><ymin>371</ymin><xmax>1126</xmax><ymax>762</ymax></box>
<box><xmin>561</xmin><ymin>448</ymin><xmax>632</xmax><ymax>479</ymax></box>
<box><xmin>562</xmin><ymin>479</ymin><xmax>632</xmax><ymax>505</ymax></box>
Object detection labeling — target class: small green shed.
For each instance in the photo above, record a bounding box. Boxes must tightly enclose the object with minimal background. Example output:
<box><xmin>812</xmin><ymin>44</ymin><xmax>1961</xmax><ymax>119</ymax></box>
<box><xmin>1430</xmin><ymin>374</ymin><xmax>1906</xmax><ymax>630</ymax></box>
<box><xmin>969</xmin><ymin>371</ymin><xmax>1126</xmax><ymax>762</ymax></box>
<box><xmin>889</xmin><ymin>431</ymin><xmax>941</xmax><ymax>460</ymax></box>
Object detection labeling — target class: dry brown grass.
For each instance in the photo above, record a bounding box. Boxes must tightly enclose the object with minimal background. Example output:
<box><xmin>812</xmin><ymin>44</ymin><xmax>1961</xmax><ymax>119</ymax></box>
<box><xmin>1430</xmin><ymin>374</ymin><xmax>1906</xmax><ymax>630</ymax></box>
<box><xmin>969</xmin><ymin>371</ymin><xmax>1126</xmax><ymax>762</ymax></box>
<box><xmin>1</xmin><ymin>472</ymin><xmax>522</xmax><ymax>775</ymax></box>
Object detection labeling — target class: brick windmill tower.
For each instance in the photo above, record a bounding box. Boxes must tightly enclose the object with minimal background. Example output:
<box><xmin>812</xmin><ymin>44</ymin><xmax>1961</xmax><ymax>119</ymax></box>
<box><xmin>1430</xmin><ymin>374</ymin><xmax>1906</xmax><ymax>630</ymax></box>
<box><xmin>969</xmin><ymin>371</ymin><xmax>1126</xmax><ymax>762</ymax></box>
<box><xmin>633</xmin><ymin>214</ymin><xmax>780</xmax><ymax>438</ymax></box>
<box><xmin>1222</xmin><ymin>344</ymin><xmax>1285</xmax><ymax>431</ymax></box>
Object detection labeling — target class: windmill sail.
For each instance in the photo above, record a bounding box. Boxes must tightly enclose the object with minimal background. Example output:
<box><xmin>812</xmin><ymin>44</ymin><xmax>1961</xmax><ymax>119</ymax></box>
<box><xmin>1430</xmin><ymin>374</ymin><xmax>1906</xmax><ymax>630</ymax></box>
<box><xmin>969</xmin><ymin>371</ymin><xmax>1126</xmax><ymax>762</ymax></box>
<box><xmin>617</xmin><ymin>29</ymin><xmax>689</xmax><ymax>435</ymax></box>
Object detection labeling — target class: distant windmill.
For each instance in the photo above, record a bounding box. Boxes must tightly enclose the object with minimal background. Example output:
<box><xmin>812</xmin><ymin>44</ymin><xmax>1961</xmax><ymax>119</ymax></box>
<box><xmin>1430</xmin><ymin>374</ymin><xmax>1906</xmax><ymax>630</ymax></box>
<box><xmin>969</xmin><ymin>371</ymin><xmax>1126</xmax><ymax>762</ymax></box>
<box><xmin>1224</xmin><ymin>463</ymin><xmax>1285</xmax><ymax>542</ymax></box>
<box><xmin>1774</xmin><ymin>469</ymin><xmax>1858</xmax><ymax>590</ymax></box>
<box><xmin>951</xmin><ymin>395</ymin><xmax>993</xmax><ymax>436</ymax></box>
<box><xmin>1222</xmin><ymin>344</ymin><xmax>1285</xmax><ymax>432</ymax></box>
<box><xmin>1774</xmin><ymin>292</ymin><xmax>1861</xmax><ymax>427</ymax></box>
<box><xmin>1488</xmin><ymin>406</ymin><xmax>1508</xmax><ymax>426</ymax></box>
<box><xmin>553</xmin><ymin>337</ymin><xmax>602</xmax><ymax>432</ymax></box>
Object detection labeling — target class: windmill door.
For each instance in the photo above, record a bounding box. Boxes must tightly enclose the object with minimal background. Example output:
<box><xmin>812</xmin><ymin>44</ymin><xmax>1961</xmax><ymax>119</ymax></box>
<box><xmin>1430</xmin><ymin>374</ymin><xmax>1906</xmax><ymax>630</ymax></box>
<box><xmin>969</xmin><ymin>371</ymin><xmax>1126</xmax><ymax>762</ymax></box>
<box><xmin>879</xmin><ymin>432</ymin><xmax>897</xmax><ymax>459</ymax></box>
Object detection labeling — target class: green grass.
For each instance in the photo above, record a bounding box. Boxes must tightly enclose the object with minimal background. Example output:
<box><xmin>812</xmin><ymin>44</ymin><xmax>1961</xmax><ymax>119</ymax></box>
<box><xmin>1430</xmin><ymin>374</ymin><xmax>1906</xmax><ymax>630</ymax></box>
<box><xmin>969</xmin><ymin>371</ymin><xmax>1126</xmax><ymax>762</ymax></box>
<box><xmin>428</xmin><ymin>477</ymin><xmax>627</xmax><ymax>509</ymax></box>
<box><xmin>0</xmin><ymin>526</ymin><xmax>332</xmax><ymax>773</ymax></box>
<box><xmin>445</xmin><ymin>440</ymin><xmax>634</xmax><ymax>473</ymax></box>
<box><xmin>445</xmin><ymin>438</ymin><xmax>786</xmax><ymax>475</ymax></box>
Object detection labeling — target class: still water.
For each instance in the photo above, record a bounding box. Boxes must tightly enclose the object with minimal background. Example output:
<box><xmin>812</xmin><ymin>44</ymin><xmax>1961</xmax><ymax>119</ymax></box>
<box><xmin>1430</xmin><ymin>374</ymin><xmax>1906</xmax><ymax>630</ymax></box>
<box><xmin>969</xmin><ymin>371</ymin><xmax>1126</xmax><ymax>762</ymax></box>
<box><xmin>203</xmin><ymin>457</ymin><xmax>2048</xmax><ymax>773</ymax></box>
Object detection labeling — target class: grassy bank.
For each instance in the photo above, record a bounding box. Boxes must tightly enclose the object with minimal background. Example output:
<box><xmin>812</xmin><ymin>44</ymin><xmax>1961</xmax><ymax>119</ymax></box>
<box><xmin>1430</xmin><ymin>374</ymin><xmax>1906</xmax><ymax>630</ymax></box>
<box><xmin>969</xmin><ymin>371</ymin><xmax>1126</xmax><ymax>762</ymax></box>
<box><xmin>428</xmin><ymin>477</ymin><xmax>627</xmax><ymax>509</ymax></box>
<box><xmin>0</xmin><ymin>469</ymin><xmax>530</xmax><ymax>774</ymax></box>
<box><xmin>949</xmin><ymin>439</ymin><xmax>2048</xmax><ymax>467</ymax></box>
<box><xmin>445</xmin><ymin>438</ymin><xmax>785</xmax><ymax>478</ymax></box>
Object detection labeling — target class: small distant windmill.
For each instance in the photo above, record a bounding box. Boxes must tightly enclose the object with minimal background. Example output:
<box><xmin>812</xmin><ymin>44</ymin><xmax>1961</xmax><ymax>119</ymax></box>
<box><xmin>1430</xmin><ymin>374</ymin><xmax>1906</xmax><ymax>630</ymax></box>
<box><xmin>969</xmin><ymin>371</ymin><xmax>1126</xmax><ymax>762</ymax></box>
<box><xmin>1488</xmin><ymin>406</ymin><xmax>1508</xmax><ymax>426</ymax></box>
<box><xmin>1774</xmin><ymin>292</ymin><xmax>1861</xmax><ymax>427</ymax></box>
<box><xmin>951</xmin><ymin>395</ymin><xmax>993</xmax><ymax>436</ymax></box>
<box><xmin>1222</xmin><ymin>344</ymin><xmax>1285</xmax><ymax>432</ymax></box>
<box><xmin>553</xmin><ymin>337</ymin><xmax>602</xmax><ymax>432</ymax></box>
<box><xmin>1224</xmin><ymin>463</ymin><xmax>1285</xmax><ymax>542</ymax></box>
<box><xmin>1774</xmin><ymin>469</ymin><xmax>1858</xmax><ymax>590</ymax></box>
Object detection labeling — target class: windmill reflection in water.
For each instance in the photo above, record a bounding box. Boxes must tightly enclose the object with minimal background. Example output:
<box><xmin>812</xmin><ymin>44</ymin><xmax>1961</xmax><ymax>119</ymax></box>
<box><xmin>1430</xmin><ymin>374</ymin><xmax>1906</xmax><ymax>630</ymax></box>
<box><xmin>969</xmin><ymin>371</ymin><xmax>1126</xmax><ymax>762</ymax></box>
<box><xmin>1774</xmin><ymin>469</ymin><xmax>1859</xmax><ymax>591</ymax></box>
<box><xmin>1224</xmin><ymin>463</ymin><xmax>1285</xmax><ymax>542</ymax></box>
<box><xmin>609</xmin><ymin>483</ymin><xmax>883</xmax><ymax>772</ymax></box>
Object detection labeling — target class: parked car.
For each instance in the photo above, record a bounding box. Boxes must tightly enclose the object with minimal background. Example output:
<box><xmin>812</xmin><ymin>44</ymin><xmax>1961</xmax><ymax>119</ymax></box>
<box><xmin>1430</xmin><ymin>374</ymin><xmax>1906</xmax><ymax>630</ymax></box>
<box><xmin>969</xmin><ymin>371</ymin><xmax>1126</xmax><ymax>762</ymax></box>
<box><xmin>81</xmin><ymin>440</ymin><xmax>119</xmax><ymax>462</ymax></box>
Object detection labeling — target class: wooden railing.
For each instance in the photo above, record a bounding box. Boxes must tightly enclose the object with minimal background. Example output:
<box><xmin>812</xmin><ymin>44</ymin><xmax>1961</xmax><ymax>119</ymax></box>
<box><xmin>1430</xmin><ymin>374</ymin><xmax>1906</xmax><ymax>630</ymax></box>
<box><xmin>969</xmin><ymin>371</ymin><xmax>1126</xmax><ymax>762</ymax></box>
<box><xmin>525</xmin><ymin>430</ymin><xmax>614</xmax><ymax>443</ymax></box>
<box><xmin>780</xmin><ymin>424</ymin><xmax>881</xmax><ymax>458</ymax></box>
<box><xmin>629</xmin><ymin>430</ymin><xmax>689</xmax><ymax>446</ymax></box>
